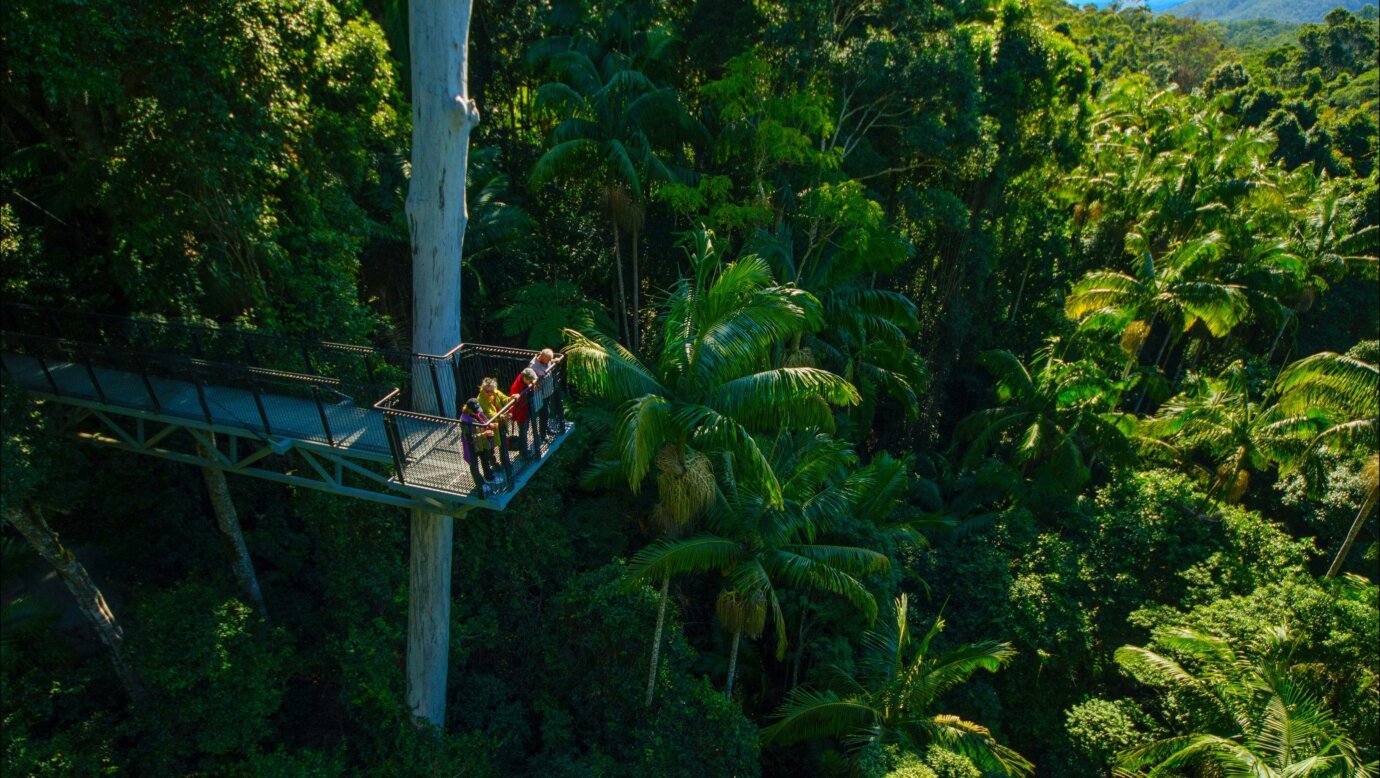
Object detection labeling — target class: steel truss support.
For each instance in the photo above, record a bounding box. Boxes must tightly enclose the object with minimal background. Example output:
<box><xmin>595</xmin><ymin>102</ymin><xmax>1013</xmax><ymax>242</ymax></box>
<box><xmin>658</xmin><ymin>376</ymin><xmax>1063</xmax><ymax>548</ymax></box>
<box><xmin>71</xmin><ymin>407</ymin><xmax>472</xmax><ymax>514</ymax></box>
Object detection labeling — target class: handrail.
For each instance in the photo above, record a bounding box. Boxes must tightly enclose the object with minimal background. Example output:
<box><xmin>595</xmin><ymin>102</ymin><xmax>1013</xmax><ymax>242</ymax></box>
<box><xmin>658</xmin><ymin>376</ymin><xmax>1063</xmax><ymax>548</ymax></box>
<box><xmin>2</xmin><ymin>302</ymin><xmax>568</xmax><ymax>499</ymax></box>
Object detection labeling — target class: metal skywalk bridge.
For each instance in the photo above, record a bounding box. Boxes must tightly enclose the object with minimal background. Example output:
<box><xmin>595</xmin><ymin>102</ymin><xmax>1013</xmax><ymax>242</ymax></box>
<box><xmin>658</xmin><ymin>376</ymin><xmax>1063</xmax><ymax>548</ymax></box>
<box><xmin>0</xmin><ymin>304</ymin><xmax>573</xmax><ymax>512</ymax></box>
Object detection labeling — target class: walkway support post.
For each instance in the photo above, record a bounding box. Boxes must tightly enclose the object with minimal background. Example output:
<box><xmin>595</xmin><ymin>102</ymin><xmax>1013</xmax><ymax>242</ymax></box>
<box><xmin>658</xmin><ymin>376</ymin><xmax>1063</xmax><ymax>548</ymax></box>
<box><xmin>196</xmin><ymin>436</ymin><xmax>268</xmax><ymax>619</ymax></box>
<box><xmin>404</xmin><ymin>0</ymin><xmax>477</xmax><ymax>730</ymax></box>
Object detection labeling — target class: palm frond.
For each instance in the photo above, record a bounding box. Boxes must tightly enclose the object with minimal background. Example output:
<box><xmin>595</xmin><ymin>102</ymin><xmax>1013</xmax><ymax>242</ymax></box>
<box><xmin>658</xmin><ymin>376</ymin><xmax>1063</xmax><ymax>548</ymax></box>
<box><xmin>1170</xmin><ymin>281</ymin><xmax>1249</xmax><ymax>337</ymax></box>
<box><xmin>759</xmin><ymin>688</ymin><xmax>877</xmax><ymax>746</ymax></box>
<box><xmin>562</xmin><ymin>328</ymin><xmax>665</xmax><ymax>404</ymax></box>
<box><xmin>917</xmin><ymin>715</ymin><xmax>1034</xmax><ymax>777</ymax></box>
<box><xmin>627</xmin><ymin>534</ymin><xmax>744</xmax><ymax>581</ymax></box>
<box><xmin>615</xmin><ymin>395</ymin><xmax>674</xmax><ymax>491</ymax></box>
<box><xmin>1066</xmin><ymin>271</ymin><xmax>1145</xmax><ymax>322</ymax></box>
<box><xmin>1274</xmin><ymin>352</ymin><xmax>1378</xmax><ymax>419</ymax></box>
<box><xmin>706</xmin><ymin>368</ymin><xmax>861</xmax><ymax>430</ymax></box>
<box><xmin>529</xmin><ymin>138</ymin><xmax>600</xmax><ymax>187</ymax></box>
<box><xmin>766</xmin><ymin>548</ymin><xmax>881</xmax><ymax>622</ymax></box>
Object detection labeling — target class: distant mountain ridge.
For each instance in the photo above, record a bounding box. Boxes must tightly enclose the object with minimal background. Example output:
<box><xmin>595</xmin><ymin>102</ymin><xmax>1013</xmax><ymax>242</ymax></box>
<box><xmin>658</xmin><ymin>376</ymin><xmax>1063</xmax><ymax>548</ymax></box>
<box><xmin>1166</xmin><ymin>0</ymin><xmax>1374</xmax><ymax>22</ymax></box>
<box><xmin>1075</xmin><ymin>0</ymin><xmax>1376</xmax><ymax>22</ymax></box>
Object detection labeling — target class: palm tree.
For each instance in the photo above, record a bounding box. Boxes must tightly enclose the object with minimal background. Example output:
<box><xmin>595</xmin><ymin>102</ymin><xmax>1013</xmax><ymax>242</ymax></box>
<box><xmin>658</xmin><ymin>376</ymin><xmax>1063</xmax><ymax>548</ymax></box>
<box><xmin>1114</xmin><ymin>626</ymin><xmax>1372</xmax><ymax>777</ymax></box>
<box><xmin>761</xmin><ymin>594</ymin><xmax>1032</xmax><ymax>776</ymax></box>
<box><xmin>1266</xmin><ymin>347</ymin><xmax>1379</xmax><ymax>577</ymax></box>
<box><xmin>747</xmin><ymin>226</ymin><xmax>927</xmax><ymax>423</ymax></box>
<box><xmin>528</xmin><ymin>26</ymin><xmax>701</xmax><ymax>348</ymax></box>
<box><xmin>1140</xmin><ymin>361</ymin><xmax>1285</xmax><ymax>507</ymax></box>
<box><xmin>629</xmin><ymin>433</ymin><xmax>891</xmax><ymax>700</ymax></box>
<box><xmin>563</xmin><ymin>228</ymin><xmax>860</xmax><ymax>503</ymax></box>
<box><xmin>565</xmin><ymin>228</ymin><xmax>860</xmax><ymax>703</ymax></box>
<box><xmin>953</xmin><ymin>347</ymin><xmax>1131</xmax><ymax>500</ymax></box>
<box><xmin>1066</xmin><ymin>232</ymin><xmax>1251</xmax><ymax>370</ymax></box>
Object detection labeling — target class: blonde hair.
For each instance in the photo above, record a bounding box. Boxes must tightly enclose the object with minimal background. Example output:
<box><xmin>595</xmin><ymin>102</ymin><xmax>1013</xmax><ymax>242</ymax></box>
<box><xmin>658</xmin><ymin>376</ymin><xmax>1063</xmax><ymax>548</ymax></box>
<box><xmin>481</xmin><ymin>377</ymin><xmax>498</xmax><ymax>391</ymax></box>
<box><xmin>521</xmin><ymin>367</ymin><xmax>538</xmax><ymax>383</ymax></box>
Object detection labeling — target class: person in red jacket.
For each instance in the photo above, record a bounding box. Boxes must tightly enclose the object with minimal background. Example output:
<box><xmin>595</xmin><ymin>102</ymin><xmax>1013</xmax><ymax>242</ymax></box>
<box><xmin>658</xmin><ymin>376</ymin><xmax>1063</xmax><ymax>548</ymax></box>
<box><xmin>509</xmin><ymin>367</ymin><xmax>540</xmax><ymax>454</ymax></box>
<box><xmin>508</xmin><ymin>367</ymin><xmax>538</xmax><ymax>423</ymax></box>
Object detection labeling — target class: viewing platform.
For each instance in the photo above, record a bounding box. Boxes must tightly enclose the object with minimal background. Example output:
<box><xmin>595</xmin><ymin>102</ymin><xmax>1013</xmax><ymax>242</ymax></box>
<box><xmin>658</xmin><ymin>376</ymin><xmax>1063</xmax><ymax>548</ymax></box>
<box><xmin>0</xmin><ymin>304</ymin><xmax>574</xmax><ymax>513</ymax></box>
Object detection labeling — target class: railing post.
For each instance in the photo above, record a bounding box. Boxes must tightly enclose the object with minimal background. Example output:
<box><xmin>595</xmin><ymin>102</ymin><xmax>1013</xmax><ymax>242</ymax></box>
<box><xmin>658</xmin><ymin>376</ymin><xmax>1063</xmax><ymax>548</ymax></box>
<box><xmin>462</xmin><ymin>423</ymin><xmax>486</xmax><ymax>495</ymax></box>
<box><xmin>249</xmin><ymin>380</ymin><xmax>272</xmax><ymax>434</ymax></box>
<box><xmin>552</xmin><ymin>366</ymin><xmax>566</xmax><ymax>432</ymax></box>
<box><xmin>194</xmin><ymin>379</ymin><xmax>215</xmax><ymax>425</ymax></box>
<box><xmin>428</xmin><ymin>360</ymin><xmax>444</xmax><ymax>417</ymax></box>
<box><xmin>301</xmin><ymin>343</ymin><xmax>316</xmax><ymax>375</ymax></box>
<box><xmin>80</xmin><ymin>346</ymin><xmax>107</xmax><ymax>404</ymax></box>
<box><xmin>35</xmin><ymin>352</ymin><xmax>60</xmax><ymax>395</ymax></box>
<box><xmin>496</xmin><ymin>422</ymin><xmax>513</xmax><ymax>489</ymax></box>
<box><xmin>383</xmin><ymin>414</ymin><xmax>407</xmax><ymax>484</ymax></box>
<box><xmin>133</xmin><ymin>353</ymin><xmax>161</xmax><ymax>412</ymax></box>
<box><xmin>451</xmin><ymin>357</ymin><xmax>463</xmax><ymax>419</ymax></box>
<box><xmin>311</xmin><ymin>385</ymin><xmax>335</xmax><ymax>447</ymax></box>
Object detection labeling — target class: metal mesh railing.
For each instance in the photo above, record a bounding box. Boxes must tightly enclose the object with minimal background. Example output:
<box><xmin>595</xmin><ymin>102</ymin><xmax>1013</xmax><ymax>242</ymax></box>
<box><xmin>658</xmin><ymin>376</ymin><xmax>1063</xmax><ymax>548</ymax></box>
<box><xmin>0</xmin><ymin>303</ymin><xmax>570</xmax><ymax>499</ymax></box>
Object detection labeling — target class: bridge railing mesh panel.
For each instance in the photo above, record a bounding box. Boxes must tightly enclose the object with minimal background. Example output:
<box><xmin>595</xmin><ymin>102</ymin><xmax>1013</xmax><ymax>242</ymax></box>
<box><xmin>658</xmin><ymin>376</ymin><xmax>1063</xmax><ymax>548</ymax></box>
<box><xmin>1</xmin><ymin>304</ymin><xmax>570</xmax><ymax>499</ymax></box>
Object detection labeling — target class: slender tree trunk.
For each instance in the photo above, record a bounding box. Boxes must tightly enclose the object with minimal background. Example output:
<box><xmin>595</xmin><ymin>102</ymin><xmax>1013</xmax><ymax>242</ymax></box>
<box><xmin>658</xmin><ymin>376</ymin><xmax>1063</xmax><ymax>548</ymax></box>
<box><xmin>405</xmin><ymin>0</ymin><xmax>476</xmax><ymax>730</ymax></box>
<box><xmin>1134</xmin><ymin>328</ymin><xmax>1174</xmax><ymax>413</ymax></box>
<box><xmin>1007</xmin><ymin>254</ymin><xmax>1035</xmax><ymax>323</ymax></box>
<box><xmin>1325</xmin><ymin>485</ymin><xmax>1377</xmax><ymax>579</ymax></box>
<box><xmin>199</xmin><ymin>462</ymin><xmax>267</xmax><ymax>618</ymax></box>
<box><xmin>4</xmin><ymin>504</ymin><xmax>147</xmax><ymax>704</ymax></box>
<box><xmin>196</xmin><ymin>439</ymin><xmax>267</xmax><ymax>618</ymax></box>
<box><xmin>631</xmin><ymin>221</ymin><xmax>640</xmax><ymax>352</ymax></box>
<box><xmin>613</xmin><ymin>224</ymin><xmax>630</xmax><ymax>346</ymax></box>
<box><xmin>791</xmin><ymin>609</ymin><xmax>810</xmax><ymax>690</ymax></box>
<box><xmin>1265</xmin><ymin>315</ymin><xmax>1292</xmax><ymax>365</ymax></box>
<box><xmin>725</xmin><ymin>630</ymin><xmax>741</xmax><ymax>701</ymax></box>
<box><xmin>645</xmin><ymin>575</ymin><xmax>670</xmax><ymax>707</ymax></box>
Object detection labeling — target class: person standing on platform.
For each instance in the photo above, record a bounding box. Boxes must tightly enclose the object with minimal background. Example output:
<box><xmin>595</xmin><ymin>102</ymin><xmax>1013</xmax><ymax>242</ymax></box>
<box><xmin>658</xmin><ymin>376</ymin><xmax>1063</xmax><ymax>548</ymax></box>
<box><xmin>526</xmin><ymin>349</ymin><xmax>557</xmax><ymax>437</ymax></box>
<box><xmin>509</xmin><ymin>367</ymin><xmax>541</xmax><ymax>455</ymax></box>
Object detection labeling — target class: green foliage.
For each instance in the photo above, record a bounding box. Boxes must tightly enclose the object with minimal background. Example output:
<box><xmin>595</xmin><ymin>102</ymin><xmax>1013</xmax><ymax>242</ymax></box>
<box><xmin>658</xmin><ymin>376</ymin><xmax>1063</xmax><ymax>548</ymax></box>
<box><xmin>1128</xmin><ymin>574</ymin><xmax>1380</xmax><ymax>760</ymax></box>
<box><xmin>763</xmin><ymin>595</ymin><xmax>1030</xmax><ymax>776</ymax></box>
<box><xmin>126</xmin><ymin>581</ymin><xmax>290</xmax><ymax>767</ymax></box>
<box><xmin>1</xmin><ymin>0</ymin><xmax>403</xmax><ymax>337</ymax></box>
<box><xmin>497</xmin><ymin>280</ymin><xmax>614</xmax><ymax>348</ymax></box>
<box><xmin>531</xmin><ymin>562</ymin><xmax>760</xmax><ymax>778</ymax></box>
<box><xmin>564</xmin><ymin>227</ymin><xmax>859</xmax><ymax>504</ymax></box>
<box><xmin>2</xmin><ymin>0</ymin><xmax>1377</xmax><ymax>774</ymax></box>
<box><xmin>1113</xmin><ymin>624</ymin><xmax>1372</xmax><ymax>776</ymax></box>
<box><xmin>1063</xmin><ymin>698</ymin><xmax>1163</xmax><ymax>777</ymax></box>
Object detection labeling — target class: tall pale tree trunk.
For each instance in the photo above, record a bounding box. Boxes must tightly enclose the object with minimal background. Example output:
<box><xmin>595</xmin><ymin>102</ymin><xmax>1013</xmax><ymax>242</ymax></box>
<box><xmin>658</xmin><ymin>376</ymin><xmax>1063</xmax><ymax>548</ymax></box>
<box><xmin>4</xmin><ymin>504</ymin><xmax>147</xmax><ymax>704</ymax></box>
<box><xmin>1326</xmin><ymin>484</ymin><xmax>1377</xmax><ymax>579</ymax></box>
<box><xmin>196</xmin><ymin>442</ymin><xmax>267</xmax><ymax>618</ymax></box>
<box><xmin>645</xmin><ymin>575</ymin><xmax>670</xmax><ymax>707</ymax></box>
<box><xmin>405</xmin><ymin>0</ymin><xmax>477</xmax><ymax>729</ymax></box>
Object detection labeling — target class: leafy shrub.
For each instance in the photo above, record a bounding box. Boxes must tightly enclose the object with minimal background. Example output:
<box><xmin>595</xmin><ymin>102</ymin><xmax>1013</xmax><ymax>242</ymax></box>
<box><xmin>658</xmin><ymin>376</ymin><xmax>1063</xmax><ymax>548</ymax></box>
<box><xmin>126</xmin><ymin>581</ymin><xmax>290</xmax><ymax>768</ymax></box>
<box><xmin>1063</xmin><ymin>697</ymin><xmax>1162</xmax><ymax>777</ymax></box>
<box><xmin>532</xmin><ymin>562</ymin><xmax>760</xmax><ymax>777</ymax></box>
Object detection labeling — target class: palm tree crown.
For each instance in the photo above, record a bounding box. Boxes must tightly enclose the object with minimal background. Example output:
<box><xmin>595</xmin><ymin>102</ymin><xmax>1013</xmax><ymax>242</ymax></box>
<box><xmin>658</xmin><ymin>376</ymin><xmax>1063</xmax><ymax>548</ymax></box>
<box><xmin>628</xmin><ymin>433</ymin><xmax>892</xmax><ymax>663</ymax></box>
<box><xmin>563</xmin><ymin>228</ymin><xmax>861</xmax><ymax>504</ymax></box>
<box><xmin>761</xmin><ymin>594</ymin><xmax>1033</xmax><ymax>776</ymax></box>
<box><xmin>1114</xmin><ymin>626</ymin><xmax>1374</xmax><ymax>778</ymax></box>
